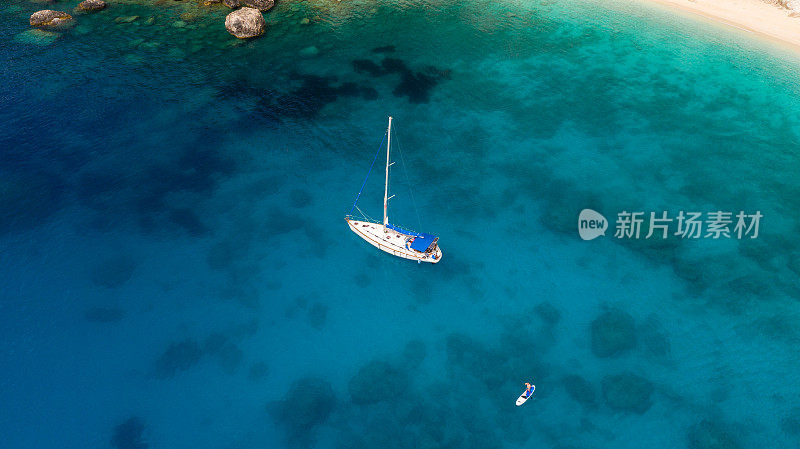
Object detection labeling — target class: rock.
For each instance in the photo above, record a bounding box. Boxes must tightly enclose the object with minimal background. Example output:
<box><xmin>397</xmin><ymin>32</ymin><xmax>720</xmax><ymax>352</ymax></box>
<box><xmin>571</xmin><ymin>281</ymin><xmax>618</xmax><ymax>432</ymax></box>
<box><xmin>299</xmin><ymin>45</ymin><xmax>319</xmax><ymax>57</ymax></box>
<box><xmin>77</xmin><ymin>0</ymin><xmax>106</xmax><ymax>11</ymax></box>
<box><xmin>180</xmin><ymin>12</ymin><xmax>199</xmax><ymax>22</ymax></box>
<box><xmin>225</xmin><ymin>7</ymin><xmax>265</xmax><ymax>39</ymax></box>
<box><xmin>601</xmin><ymin>372</ymin><xmax>654</xmax><ymax>414</ymax></box>
<box><xmin>300</xmin><ymin>17</ymin><xmax>310</xmax><ymax>25</ymax></box>
<box><xmin>348</xmin><ymin>360</ymin><xmax>409</xmax><ymax>405</ymax></box>
<box><xmin>223</xmin><ymin>0</ymin><xmax>241</xmax><ymax>8</ymax></box>
<box><xmin>115</xmin><ymin>15</ymin><xmax>139</xmax><ymax>24</ymax></box>
<box><xmin>591</xmin><ymin>309</ymin><xmax>637</xmax><ymax>357</ymax></box>
<box><xmin>13</xmin><ymin>29</ymin><xmax>60</xmax><ymax>45</ymax></box>
<box><xmin>243</xmin><ymin>0</ymin><xmax>273</xmax><ymax>11</ymax></box>
<box><xmin>29</xmin><ymin>10</ymin><xmax>73</xmax><ymax>29</ymax></box>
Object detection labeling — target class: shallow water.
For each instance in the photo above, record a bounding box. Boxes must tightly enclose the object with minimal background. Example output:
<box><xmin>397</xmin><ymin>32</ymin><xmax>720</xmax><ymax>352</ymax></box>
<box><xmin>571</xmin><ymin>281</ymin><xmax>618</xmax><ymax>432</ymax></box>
<box><xmin>1</xmin><ymin>0</ymin><xmax>799</xmax><ymax>448</ymax></box>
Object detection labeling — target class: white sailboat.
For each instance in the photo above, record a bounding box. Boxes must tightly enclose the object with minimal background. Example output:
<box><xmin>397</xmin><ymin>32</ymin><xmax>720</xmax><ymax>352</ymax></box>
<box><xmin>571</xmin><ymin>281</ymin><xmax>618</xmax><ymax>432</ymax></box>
<box><xmin>345</xmin><ymin>117</ymin><xmax>442</xmax><ymax>263</ymax></box>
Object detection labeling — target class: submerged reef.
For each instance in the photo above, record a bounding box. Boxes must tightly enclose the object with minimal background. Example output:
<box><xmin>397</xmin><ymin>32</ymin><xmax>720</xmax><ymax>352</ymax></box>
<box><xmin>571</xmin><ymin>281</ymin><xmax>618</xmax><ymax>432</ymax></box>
<box><xmin>687</xmin><ymin>419</ymin><xmax>741</xmax><ymax>449</ymax></box>
<box><xmin>562</xmin><ymin>374</ymin><xmax>596</xmax><ymax>406</ymax></box>
<box><xmin>111</xmin><ymin>417</ymin><xmax>148</xmax><ymax>449</ymax></box>
<box><xmin>601</xmin><ymin>372</ymin><xmax>654</xmax><ymax>414</ymax></box>
<box><xmin>248</xmin><ymin>361</ymin><xmax>269</xmax><ymax>381</ymax></box>
<box><xmin>91</xmin><ymin>255</ymin><xmax>137</xmax><ymax>288</ymax></box>
<box><xmin>352</xmin><ymin>56</ymin><xmax>450</xmax><ymax>104</ymax></box>
<box><xmin>591</xmin><ymin>309</ymin><xmax>637</xmax><ymax>358</ymax></box>
<box><xmin>307</xmin><ymin>302</ymin><xmax>328</xmax><ymax>330</ymax></box>
<box><xmin>0</xmin><ymin>171</ymin><xmax>65</xmax><ymax>235</ymax></box>
<box><xmin>269</xmin><ymin>378</ymin><xmax>336</xmax><ymax>446</ymax></box>
<box><xmin>203</xmin><ymin>332</ymin><xmax>244</xmax><ymax>374</ymax></box>
<box><xmin>154</xmin><ymin>339</ymin><xmax>203</xmax><ymax>378</ymax></box>
<box><xmin>84</xmin><ymin>307</ymin><xmax>125</xmax><ymax>323</ymax></box>
<box><xmin>348</xmin><ymin>360</ymin><xmax>409</xmax><ymax>405</ymax></box>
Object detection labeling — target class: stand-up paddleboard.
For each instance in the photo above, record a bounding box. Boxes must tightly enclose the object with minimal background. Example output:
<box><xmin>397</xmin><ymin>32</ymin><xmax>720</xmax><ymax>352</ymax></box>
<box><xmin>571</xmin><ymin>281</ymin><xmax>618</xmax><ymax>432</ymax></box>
<box><xmin>516</xmin><ymin>385</ymin><xmax>535</xmax><ymax>406</ymax></box>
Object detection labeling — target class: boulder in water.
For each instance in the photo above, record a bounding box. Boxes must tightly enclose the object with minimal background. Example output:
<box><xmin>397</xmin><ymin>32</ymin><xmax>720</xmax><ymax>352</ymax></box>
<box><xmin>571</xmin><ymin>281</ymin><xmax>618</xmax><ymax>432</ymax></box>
<box><xmin>225</xmin><ymin>7</ymin><xmax>265</xmax><ymax>39</ymax></box>
<box><xmin>77</xmin><ymin>0</ymin><xmax>106</xmax><ymax>11</ymax></box>
<box><xmin>223</xmin><ymin>0</ymin><xmax>241</xmax><ymax>8</ymax></box>
<box><xmin>29</xmin><ymin>10</ymin><xmax>74</xmax><ymax>29</ymax></box>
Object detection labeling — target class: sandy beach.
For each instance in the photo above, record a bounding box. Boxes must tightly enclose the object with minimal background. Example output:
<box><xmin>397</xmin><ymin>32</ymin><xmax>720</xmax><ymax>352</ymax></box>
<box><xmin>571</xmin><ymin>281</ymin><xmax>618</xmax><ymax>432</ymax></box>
<box><xmin>641</xmin><ymin>0</ymin><xmax>800</xmax><ymax>49</ymax></box>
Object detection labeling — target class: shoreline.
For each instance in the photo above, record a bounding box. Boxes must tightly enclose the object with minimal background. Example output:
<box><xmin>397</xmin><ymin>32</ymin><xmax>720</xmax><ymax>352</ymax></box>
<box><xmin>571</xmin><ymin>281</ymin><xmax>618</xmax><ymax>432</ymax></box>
<box><xmin>635</xmin><ymin>0</ymin><xmax>800</xmax><ymax>52</ymax></box>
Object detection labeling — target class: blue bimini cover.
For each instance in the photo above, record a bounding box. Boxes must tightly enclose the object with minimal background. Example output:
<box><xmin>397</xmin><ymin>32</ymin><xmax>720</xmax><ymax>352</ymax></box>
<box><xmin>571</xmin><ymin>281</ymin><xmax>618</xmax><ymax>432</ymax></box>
<box><xmin>410</xmin><ymin>232</ymin><xmax>438</xmax><ymax>252</ymax></box>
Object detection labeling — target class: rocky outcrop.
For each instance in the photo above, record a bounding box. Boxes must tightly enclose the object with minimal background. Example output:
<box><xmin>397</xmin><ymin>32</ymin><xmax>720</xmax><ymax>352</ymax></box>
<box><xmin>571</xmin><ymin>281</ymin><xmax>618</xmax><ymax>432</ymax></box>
<box><xmin>29</xmin><ymin>10</ymin><xmax>74</xmax><ymax>29</ymax></box>
<box><xmin>243</xmin><ymin>0</ymin><xmax>274</xmax><ymax>11</ymax></box>
<box><xmin>223</xmin><ymin>0</ymin><xmax>241</xmax><ymax>8</ymax></box>
<box><xmin>77</xmin><ymin>0</ymin><xmax>107</xmax><ymax>11</ymax></box>
<box><xmin>225</xmin><ymin>7</ymin><xmax>265</xmax><ymax>39</ymax></box>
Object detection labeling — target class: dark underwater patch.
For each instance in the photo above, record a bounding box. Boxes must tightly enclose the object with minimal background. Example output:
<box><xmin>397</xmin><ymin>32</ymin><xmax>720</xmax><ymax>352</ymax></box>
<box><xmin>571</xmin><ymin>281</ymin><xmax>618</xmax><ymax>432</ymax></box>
<box><xmin>111</xmin><ymin>417</ymin><xmax>148</xmax><ymax>449</ymax></box>
<box><xmin>601</xmin><ymin>372</ymin><xmax>654</xmax><ymax>414</ymax></box>
<box><xmin>78</xmin><ymin>171</ymin><xmax>127</xmax><ymax>211</ymax></box>
<box><xmin>371</xmin><ymin>45</ymin><xmax>396</xmax><ymax>53</ymax></box>
<box><xmin>91</xmin><ymin>255</ymin><xmax>137</xmax><ymax>289</ymax></box>
<box><xmin>168</xmin><ymin>207</ymin><xmax>208</xmax><ymax>236</ymax></box>
<box><xmin>348</xmin><ymin>360</ymin><xmax>409</xmax><ymax>405</ymax></box>
<box><xmin>307</xmin><ymin>302</ymin><xmax>328</xmax><ymax>330</ymax></box>
<box><xmin>154</xmin><ymin>339</ymin><xmax>203</xmax><ymax>378</ymax></box>
<box><xmin>591</xmin><ymin>309</ymin><xmax>637</xmax><ymax>358</ymax></box>
<box><xmin>534</xmin><ymin>301</ymin><xmax>561</xmax><ymax>326</ymax></box>
<box><xmin>351</xmin><ymin>56</ymin><xmax>450</xmax><ymax>104</ymax></box>
<box><xmin>129</xmin><ymin>145</ymin><xmax>234</xmax><ymax>235</ymax></box>
<box><xmin>688</xmin><ymin>419</ymin><xmax>742</xmax><ymax>449</ymax></box>
<box><xmin>248</xmin><ymin>361</ymin><xmax>269</xmax><ymax>382</ymax></box>
<box><xmin>204</xmin><ymin>332</ymin><xmax>244</xmax><ymax>374</ymax></box>
<box><xmin>352</xmin><ymin>59</ymin><xmax>386</xmax><ymax>77</ymax></box>
<box><xmin>276</xmin><ymin>73</ymin><xmax>379</xmax><ymax>118</ymax></box>
<box><xmin>85</xmin><ymin>307</ymin><xmax>125</xmax><ymax>323</ymax></box>
<box><xmin>289</xmin><ymin>188</ymin><xmax>312</xmax><ymax>208</ymax></box>
<box><xmin>269</xmin><ymin>378</ymin><xmax>336</xmax><ymax>445</ymax></box>
<box><xmin>562</xmin><ymin>374</ymin><xmax>596</xmax><ymax>406</ymax></box>
<box><xmin>0</xmin><ymin>170</ymin><xmax>66</xmax><ymax>235</ymax></box>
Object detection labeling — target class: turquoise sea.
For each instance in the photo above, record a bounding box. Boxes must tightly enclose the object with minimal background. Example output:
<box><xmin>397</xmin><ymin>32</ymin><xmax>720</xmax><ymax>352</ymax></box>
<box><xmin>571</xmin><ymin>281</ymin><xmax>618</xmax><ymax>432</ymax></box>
<box><xmin>2</xmin><ymin>0</ymin><xmax>799</xmax><ymax>448</ymax></box>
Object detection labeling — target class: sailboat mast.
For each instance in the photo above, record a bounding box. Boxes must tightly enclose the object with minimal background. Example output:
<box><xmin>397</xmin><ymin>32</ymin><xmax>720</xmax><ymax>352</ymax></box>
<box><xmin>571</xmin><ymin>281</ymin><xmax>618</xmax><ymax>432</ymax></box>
<box><xmin>383</xmin><ymin>116</ymin><xmax>392</xmax><ymax>232</ymax></box>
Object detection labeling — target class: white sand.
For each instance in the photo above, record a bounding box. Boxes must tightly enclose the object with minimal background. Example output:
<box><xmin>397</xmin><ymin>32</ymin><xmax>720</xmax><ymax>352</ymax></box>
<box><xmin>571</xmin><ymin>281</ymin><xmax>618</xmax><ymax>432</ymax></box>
<box><xmin>641</xmin><ymin>0</ymin><xmax>800</xmax><ymax>49</ymax></box>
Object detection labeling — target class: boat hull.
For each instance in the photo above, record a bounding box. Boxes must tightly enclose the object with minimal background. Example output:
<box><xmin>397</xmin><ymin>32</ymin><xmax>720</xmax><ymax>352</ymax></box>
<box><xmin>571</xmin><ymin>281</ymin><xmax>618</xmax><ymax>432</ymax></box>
<box><xmin>346</xmin><ymin>219</ymin><xmax>442</xmax><ymax>263</ymax></box>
